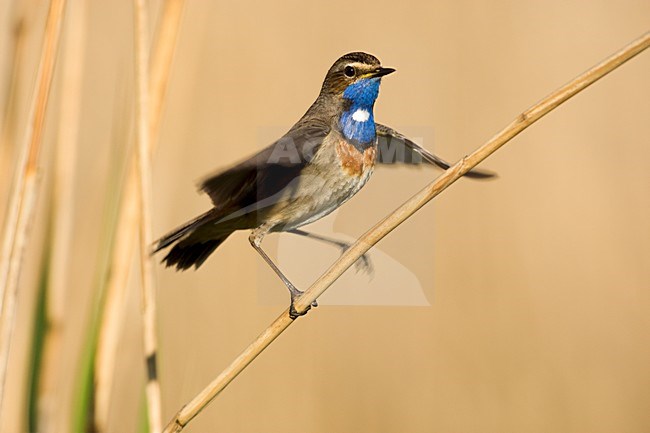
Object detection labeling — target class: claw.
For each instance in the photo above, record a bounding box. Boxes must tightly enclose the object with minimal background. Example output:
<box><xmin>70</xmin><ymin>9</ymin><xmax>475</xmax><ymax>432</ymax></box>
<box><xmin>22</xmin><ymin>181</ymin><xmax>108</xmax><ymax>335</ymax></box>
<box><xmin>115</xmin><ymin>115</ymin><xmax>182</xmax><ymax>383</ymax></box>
<box><xmin>289</xmin><ymin>302</ymin><xmax>308</xmax><ymax>320</ymax></box>
<box><xmin>288</xmin><ymin>285</ymin><xmax>317</xmax><ymax>320</ymax></box>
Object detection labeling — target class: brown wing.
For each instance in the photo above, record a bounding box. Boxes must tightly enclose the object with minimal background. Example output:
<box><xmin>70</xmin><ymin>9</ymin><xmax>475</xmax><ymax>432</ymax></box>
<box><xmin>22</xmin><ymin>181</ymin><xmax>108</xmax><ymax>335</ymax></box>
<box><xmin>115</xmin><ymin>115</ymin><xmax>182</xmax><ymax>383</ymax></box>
<box><xmin>375</xmin><ymin>123</ymin><xmax>496</xmax><ymax>179</ymax></box>
<box><xmin>198</xmin><ymin>122</ymin><xmax>330</xmax><ymax>217</ymax></box>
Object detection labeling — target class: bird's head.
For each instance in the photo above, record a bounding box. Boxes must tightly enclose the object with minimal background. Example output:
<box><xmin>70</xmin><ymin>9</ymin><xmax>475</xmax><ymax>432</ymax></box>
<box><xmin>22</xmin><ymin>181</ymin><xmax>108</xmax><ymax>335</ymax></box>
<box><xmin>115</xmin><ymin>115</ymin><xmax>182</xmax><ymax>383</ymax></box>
<box><xmin>320</xmin><ymin>52</ymin><xmax>395</xmax><ymax>102</ymax></box>
<box><xmin>319</xmin><ymin>52</ymin><xmax>395</xmax><ymax>144</ymax></box>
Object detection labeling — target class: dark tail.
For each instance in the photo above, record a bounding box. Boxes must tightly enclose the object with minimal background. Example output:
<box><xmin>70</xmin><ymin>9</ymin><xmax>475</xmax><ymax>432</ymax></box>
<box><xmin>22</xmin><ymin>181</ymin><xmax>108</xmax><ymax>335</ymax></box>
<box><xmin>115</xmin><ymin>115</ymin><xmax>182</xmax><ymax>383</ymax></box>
<box><xmin>154</xmin><ymin>209</ymin><xmax>232</xmax><ymax>270</ymax></box>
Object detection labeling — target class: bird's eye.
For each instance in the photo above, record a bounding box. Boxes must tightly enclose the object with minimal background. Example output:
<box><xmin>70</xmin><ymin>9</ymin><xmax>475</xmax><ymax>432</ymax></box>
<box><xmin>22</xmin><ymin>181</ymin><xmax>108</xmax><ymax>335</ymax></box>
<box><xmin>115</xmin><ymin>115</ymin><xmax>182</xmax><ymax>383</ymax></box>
<box><xmin>344</xmin><ymin>65</ymin><xmax>356</xmax><ymax>78</ymax></box>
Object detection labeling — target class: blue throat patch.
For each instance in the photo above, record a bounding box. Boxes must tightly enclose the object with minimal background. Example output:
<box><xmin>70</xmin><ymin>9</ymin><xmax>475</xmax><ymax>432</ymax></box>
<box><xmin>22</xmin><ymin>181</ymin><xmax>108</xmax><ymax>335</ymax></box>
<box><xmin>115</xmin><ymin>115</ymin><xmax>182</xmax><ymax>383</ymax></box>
<box><xmin>339</xmin><ymin>78</ymin><xmax>381</xmax><ymax>145</ymax></box>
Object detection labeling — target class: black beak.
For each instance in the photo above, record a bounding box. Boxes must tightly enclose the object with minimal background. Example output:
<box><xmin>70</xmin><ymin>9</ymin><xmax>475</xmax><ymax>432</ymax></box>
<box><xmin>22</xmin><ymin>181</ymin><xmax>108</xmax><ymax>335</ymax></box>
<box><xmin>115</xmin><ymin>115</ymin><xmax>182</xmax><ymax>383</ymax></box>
<box><xmin>369</xmin><ymin>67</ymin><xmax>396</xmax><ymax>78</ymax></box>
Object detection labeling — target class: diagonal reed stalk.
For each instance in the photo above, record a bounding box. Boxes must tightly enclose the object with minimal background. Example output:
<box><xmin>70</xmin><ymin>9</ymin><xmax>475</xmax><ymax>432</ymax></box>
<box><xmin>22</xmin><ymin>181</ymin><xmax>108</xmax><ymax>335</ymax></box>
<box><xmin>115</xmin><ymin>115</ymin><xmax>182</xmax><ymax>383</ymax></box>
<box><xmin>0</xmin><ymin>0</ymin><xmax>67</xmax><ymax>415</ymax></box>
<box><xmin>93</xmin><ymin>1</ymin><xmax>184</xmax><ymax>431</ymax></box>
<box><xmin>133</xmin><ymin>0</ymin><xmax>162</xmax><ymax>431</ymax></box>
<box><xmin>0</xmin><ymin>18</ymin><xmax>27</xmax><ymax>224</ymax></box>
<box><xmin>162</xmin><ymin>31</ymin><xmax>650</xmax><ymax>433</ymax></box>
<box><xmin>34</xmin><ymin>0</ymin><xmax>86</xmax><ymax>431</ymax></box>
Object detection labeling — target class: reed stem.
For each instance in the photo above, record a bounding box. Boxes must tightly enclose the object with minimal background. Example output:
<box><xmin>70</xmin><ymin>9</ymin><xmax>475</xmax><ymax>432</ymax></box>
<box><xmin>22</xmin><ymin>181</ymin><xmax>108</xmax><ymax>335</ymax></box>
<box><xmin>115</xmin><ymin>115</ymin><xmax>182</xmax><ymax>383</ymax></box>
<box><xmin>36</xmin><ymin>1</ymin><xmax>85</xmax><ymax>430</ymax></box>
<box><xmin>133</xmin><ymin>0</ymin><xmax>162</xmax><ymax>431</ymax></box>
<box><xmin>0</xmin><ymin>0</ymin><xmax>67</xmax><ymax>415</ymax></box>
<box><xmin>93</xmin><ymin>1</ymin><xmax>184</xmax><ymax>430</ymax></box>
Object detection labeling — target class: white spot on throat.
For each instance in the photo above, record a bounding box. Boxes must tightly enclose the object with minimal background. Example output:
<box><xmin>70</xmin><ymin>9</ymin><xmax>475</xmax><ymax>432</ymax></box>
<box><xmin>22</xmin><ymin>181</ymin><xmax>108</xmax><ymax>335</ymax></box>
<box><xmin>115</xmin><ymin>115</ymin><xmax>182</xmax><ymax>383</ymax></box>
<box><xmin>352</xmin><ymin>108</ymin><xmax>370</xmax><ymax>122</ymax></box>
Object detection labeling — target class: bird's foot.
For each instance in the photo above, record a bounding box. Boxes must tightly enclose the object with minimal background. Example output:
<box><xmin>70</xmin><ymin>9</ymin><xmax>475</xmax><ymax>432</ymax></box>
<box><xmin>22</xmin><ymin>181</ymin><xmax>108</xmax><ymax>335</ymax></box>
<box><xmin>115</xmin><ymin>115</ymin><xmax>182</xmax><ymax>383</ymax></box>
<box><xmin>355</xmin><ymin>252</ymin><xmax>374</xmax><ymax>276</ymax></box>
<box><xmin>339</xmin><ymin>245</ymin><xmax>373</xmax><ymax>276</ymax></box>
<box><xmin>288</xmin><ymin>284</ymin><xmax>317</xmax><ymax>320</ymax></box>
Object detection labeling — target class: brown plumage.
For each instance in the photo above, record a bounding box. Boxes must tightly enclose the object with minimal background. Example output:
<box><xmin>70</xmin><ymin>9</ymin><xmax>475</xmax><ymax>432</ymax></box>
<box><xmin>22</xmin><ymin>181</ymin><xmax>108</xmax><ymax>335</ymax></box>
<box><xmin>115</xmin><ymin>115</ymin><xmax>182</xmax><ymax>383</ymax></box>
<box><xmin>154</xmin><ymin>52</ymin><xmax>494</xmax><ymax>316</ymax></box>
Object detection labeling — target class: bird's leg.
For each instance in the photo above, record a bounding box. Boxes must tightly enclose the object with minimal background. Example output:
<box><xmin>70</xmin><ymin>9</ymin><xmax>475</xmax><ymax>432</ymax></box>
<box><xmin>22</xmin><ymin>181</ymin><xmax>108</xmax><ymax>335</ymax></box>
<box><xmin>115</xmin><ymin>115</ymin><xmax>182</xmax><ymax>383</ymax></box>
<box><xmin>288</xmin><ymin>229</ymin><xmax>373</xmax><ymax>275</ymax></box>
<box><xmin>249</xmin><ymin>226</ymin><xmax>316</xmax><ymax>319</ymax></box>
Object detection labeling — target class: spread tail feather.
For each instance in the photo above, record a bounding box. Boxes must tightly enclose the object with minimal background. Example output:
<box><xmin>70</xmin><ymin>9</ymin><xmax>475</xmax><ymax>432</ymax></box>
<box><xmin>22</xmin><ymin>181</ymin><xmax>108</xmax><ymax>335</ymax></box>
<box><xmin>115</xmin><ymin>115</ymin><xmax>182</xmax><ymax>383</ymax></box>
<box><xmin>154</xmin><ymin>209</ymin><xmax>214</xmax><ymax>252</ymax></box>
<box><xmin>154</xmin><ymin>209</ymin><xmax>232</xmax><ymax>270</ymax></box>
<box><xmin>161</xmin><ymin>235</ymin><xmax>230</xmax><ymax>270</ymax></box>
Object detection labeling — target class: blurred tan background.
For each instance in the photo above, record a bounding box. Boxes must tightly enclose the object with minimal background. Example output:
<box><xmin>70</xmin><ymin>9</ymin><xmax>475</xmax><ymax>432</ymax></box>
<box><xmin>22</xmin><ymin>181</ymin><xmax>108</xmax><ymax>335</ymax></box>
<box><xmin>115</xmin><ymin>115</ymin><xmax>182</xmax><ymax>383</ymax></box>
<box><xmin>1</xmin><ymin>0</ymin><xmax>649</xmax><ymax>432</ymax></box>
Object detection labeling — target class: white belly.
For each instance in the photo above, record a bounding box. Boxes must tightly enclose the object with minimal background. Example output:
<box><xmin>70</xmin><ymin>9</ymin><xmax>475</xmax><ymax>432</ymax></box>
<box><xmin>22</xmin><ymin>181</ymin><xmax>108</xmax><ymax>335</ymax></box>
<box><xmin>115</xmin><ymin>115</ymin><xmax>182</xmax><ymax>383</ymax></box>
<box><xmin>268</xmin><ymin>138</ymin><xmax>376</xmax><ymax>231</ymax></box>
<box><xmin>291</xmin><ymin>168</ymin><xmax>373</xmax><ymax>228</ymax></box>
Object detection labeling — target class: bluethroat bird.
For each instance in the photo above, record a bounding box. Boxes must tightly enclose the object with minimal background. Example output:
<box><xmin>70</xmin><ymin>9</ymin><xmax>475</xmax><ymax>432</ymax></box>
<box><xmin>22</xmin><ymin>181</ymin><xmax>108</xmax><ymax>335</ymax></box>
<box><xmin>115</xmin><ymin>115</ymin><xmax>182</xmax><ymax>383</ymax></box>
<box><xmin>154</xmin><ymin>52</ymin><xmax>493</xmax><ymax>318</ymax></box>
